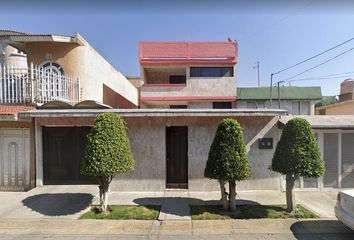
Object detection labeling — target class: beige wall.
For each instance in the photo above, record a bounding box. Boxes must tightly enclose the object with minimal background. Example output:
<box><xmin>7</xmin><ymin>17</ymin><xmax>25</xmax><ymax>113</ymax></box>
<box><xmin>316</xmin><ymin>101</ymin><xmax>354</xmax><ymax>115</ymax></box>
<box><xmin>25</xmin><ymin>41</ymin><xmax>138</xmax><ymax>106</ymax></box>
<box><xmin>0</xmin><ymin>42</ymin><xmax>27</xmax><ymax>66</ymax></box>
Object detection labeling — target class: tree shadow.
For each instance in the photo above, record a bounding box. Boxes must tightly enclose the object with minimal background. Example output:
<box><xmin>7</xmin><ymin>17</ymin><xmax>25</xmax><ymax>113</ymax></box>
<box><xmin>290</xmin><ymin>220</ymin><xmax>354</xmax><ymax>239</ymax></box>
<box><xmin>133</xmin><ymin>197</ymin><xmax>260</xmax><ymax>218</ymax></box>
<box><xmin>22</xmin><ymin>193</ymin><xmax>94</xmax><ymax>216</ymax></box>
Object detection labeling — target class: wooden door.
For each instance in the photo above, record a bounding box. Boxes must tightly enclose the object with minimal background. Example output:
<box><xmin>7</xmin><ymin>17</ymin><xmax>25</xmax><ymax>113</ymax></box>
<box><xmin>166</xmin><ymin>126</ymin><xmax>188</xmax><ymax>188</ymax></box>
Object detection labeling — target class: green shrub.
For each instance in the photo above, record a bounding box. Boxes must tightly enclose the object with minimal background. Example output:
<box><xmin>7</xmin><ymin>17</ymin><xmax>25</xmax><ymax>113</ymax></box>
<box><xmin>271</xmin><ymin>118</ymin><xmax>324</xmax><ymax>212</ymax></box>
<box><xmin>81</xmin><ymin>113</ymin><xmax>134</xmax><ymax>213</ymax></box>
<box><xmin>272</xmin><ymin>118</ymin><xmax>324</xmax><ymax>177</ymax></box>
<box><xmin>204</xmin><ymin>118</ymin><xmax>251</xmax><ymax>211</ymax></box>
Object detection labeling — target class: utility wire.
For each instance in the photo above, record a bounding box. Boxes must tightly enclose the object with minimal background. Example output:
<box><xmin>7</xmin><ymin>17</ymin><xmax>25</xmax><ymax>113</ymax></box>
<box><xmin>278</xmin><ymin>71</ymin><xmax>354</xmax><ymax>82</ymax></box>
<box><xmin>273</xmin><ymin>37</ymin><xmax>354</xmax><ymax>75</ymax></box>
<box><xmin>289</xmin><ymin>75</ymin><xmax>354</xmax><ymax>82</ymax></box>
<box><xmin>281</xmin><ymin>47</ymin><xmax>354</xmax><ymax>82</ymax></box>
<box><xmin>273</xmin><ymin>75</ymin><xmax>354</xmax><ymax>85</ymax></box>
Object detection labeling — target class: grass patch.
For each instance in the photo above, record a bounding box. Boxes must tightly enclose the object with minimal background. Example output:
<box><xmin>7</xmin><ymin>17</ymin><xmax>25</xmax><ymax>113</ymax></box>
<box><xmin>191</xmin><ymin>204</ymin><xmax>318</xmax><ymax>220</ymax></box>
<box><xmin>80</xmin><ymin>205</ymin><xmax>160</xmax><ymax>220</ymax></box>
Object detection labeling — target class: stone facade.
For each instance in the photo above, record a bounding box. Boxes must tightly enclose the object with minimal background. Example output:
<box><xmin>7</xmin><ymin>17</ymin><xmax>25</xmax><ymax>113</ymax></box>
<box><xmin>111</xmin><ymin>116</ymin><xmax>280</xmax><ymax>191</ymax></box>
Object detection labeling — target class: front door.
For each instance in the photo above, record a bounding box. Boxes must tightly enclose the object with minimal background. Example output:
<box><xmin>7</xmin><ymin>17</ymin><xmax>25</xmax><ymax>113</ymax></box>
<box><xmin>166</xmin><ymin>126</ymin><xmax>188</xmax><ymax>188</ymax></box>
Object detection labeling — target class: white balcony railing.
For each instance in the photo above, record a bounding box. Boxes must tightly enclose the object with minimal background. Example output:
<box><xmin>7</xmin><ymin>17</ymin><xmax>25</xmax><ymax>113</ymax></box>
<box><xmin>0</xmin><ymin>63</ymin><xmax>80</xmax><ymax>105</ymax></box>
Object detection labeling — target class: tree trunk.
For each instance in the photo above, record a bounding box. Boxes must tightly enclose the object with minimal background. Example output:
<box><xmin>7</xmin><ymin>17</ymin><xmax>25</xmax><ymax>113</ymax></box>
<box><xmin>228</xmin><ymin>180</ymin><xmax>236</xmax><ymax>212</ymax></box>
<box><xmin>286</xmin><ymin>174</ymin><xmax>296</xmax><ymax>213</ymax></box>
<box><xmin>102</xmin><ymin>185</ymin><xmax>109</xmax><ymax>213</ymax></box>
<box><xmin>219</xmin><ymin>180</ymin><xmax>228</xmax><ymax>210</ymax></box>
<box><xmin>98</xmin><ymin>176</ymin><xmax>111</xmax><ymax>214</ymax></box>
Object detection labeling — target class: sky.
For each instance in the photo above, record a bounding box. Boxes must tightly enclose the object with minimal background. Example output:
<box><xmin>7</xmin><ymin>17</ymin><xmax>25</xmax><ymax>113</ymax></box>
<box><xmin>1</xmin><ymin>0</ymin><xmax>354</xmax><ymax>96</ymax></box>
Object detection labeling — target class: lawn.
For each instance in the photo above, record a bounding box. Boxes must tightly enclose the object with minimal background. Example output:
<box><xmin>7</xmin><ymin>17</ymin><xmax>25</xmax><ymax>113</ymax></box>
<box><xmin>191</xmin><ymin>204</ymin><xmax>318</xmax><ymax>220</ymax></box>
<box><xmin>80</xmin><ymin>205</ymin><xmax>160</xmax><ymax>220</ymax></box>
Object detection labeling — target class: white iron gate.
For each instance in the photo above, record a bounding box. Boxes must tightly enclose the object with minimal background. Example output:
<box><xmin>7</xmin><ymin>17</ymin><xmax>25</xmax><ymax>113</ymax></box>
<box><xmin>0</xmin><ymin>129</ymin><xmax>30</xmax><ymax>191</ymax></box>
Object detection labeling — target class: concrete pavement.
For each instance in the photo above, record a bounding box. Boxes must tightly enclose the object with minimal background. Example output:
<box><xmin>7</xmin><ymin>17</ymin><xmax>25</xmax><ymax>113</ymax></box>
<box><xmin>0</xmin><ymin>187</ymin><xmax>351</xmax><ymax>239</ymax></box>
<box><xmin>0</xmin><ymin>186</ymin><xmax>338</xmax><ymax>220</ymax></box>
<box><xmin>0</xmin><ymin>218</ymin><xmax>352</xmax><ymax>239</ymax></box>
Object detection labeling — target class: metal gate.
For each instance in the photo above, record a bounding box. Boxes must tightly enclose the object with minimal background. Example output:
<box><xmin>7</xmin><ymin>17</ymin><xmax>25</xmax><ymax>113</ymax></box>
<box><xmin>0</xmin><ymin>129</ymin><xmax>30</xmax><ymax>191</ymax></box>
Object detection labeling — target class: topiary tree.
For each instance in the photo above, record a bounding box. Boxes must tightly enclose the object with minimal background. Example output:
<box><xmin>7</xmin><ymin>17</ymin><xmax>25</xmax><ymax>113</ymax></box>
<box><xmin>81</xmin><ymin>113</ymin><xmax>134</xmax><ymax>213</ymax></box>
<box><xmin>204</xmin><ymin>118</ymin><xmax>251</xmax><ymax>211</ymax></box>
<box><xmin>271</xmin><ymin>118</ymin><xmax>324</xmax><ymax>213</ymax></box>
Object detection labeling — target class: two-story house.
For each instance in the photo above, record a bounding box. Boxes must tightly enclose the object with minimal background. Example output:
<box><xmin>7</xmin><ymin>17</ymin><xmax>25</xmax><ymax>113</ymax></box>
<box><xmin>0</xmin><ymin>30</ymin><xmax>138</xmax><ymax>191</ymax></box>
<box><xmin>17</xmin><ymin>39</ymin><xmax>288</xmax><ymax>192</ymax></box>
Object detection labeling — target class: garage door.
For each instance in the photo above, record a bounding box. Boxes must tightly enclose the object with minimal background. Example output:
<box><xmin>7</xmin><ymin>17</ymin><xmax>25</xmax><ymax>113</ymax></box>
<box><xmin>43</xmin><ymin>127</ymin><xmax>96</xmax><ymax>184</ymax></box>
<box><xmin>0</xmin><ymin>129</ymin><xmax>30</xmax><ymax>191</ymax></box>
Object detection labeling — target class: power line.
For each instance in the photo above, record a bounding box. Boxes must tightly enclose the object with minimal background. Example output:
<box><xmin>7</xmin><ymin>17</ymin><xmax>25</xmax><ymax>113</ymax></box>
<box><xmin>273</xmin><ymin>37</ymin><xmax>354</xmax><ymax>75</ymax></box>
<box><xmin>269</xmin><ymin>37</ymin><xmax>354</xmax><ymax>107</ymax></box>
<box><xmin>275</xmin><ymin>71</ymin><xmax>354</xmax><ymax>83</ymax></box>
<box><xmin>281</xmin><ymin>47</ymin><xmax>354</xmax><ymax>82</ymax></box>
<box><xmin>290</xmin><ymin>75</ymin><xmax>354</xmax><ymax>83</ymax></box>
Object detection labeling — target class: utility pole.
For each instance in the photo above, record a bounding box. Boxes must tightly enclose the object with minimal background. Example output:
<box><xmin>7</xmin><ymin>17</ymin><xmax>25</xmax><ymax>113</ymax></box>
<box><xmin>270</xmin><ymin>73</ymin><xmax>274</xmax><ymax>108</ymax></box>
<box><xmin>253</xmin><ymin>61</ymin><xmax>260</xmax><ymax>87</ymax></box>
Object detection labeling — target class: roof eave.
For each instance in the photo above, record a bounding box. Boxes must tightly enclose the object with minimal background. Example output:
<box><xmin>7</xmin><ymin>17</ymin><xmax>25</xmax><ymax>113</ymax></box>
<box><xmin>18</xmin><ymin>109</ymin><xmax>288</xmax><ymax>119</ymax></box>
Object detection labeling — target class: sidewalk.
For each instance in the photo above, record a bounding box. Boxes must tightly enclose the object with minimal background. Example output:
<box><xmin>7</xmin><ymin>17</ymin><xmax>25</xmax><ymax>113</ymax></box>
<box><xmin>0</xmin><ymin>186</ymin><xmax>337</xmax><ymax>220</ymax></box>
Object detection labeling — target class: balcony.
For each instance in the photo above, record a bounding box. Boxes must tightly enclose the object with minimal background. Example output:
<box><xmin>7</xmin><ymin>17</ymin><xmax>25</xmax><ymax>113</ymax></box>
<box><xmin>141</xmin><ymin>83</ymin><xmax>187</xmax><ymax>102</ymax></box>
<box><xmin>0</xmin><ymin>64</ymin><xmax>80</xmax><ymax>105</ymax></box>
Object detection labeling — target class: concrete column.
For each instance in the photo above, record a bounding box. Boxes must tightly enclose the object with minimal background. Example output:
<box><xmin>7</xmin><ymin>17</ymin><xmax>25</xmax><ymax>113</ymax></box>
<box><xmin>35</xmin><ymin>119</ymin><xmax>43</xmax><ymax>187</ymax></box>
<box><xmin>309</xmin><ymin>100</ymin><xmax>315</xmax><ymax>115</ymax></box>
<box><xmin>338</xmin><ymin>132</ymin><xmax>342</xmax><ymax>188</ymax></box>
<box><xmin>317</xmin><ymin>131</ymin><xmax>324</xmax><ymax>190</ymax></box>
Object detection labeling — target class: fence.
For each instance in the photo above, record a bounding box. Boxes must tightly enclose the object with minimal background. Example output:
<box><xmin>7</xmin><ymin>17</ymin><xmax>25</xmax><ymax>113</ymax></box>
<box><xmin>0</xmin><ymin>63</ymin><xmax>80</xmax><ymax>105</ymax></box>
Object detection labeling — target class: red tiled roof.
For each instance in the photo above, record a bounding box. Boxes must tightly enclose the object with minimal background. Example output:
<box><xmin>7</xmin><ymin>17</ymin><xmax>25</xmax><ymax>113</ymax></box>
<box><xmin>139</xmin><ymin>41</ymin><xmax>238</xmax><ymax>65</ymax></box>
<box><xmin>0</xmin><ymin>105</ymin><xmax>35</xmax><ymax>116</ymax></box>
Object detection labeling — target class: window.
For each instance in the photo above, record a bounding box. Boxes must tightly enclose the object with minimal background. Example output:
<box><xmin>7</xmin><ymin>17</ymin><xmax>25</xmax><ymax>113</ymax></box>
<box><xmin>169</xmin><ymin>75</ymin><xmax>186</xmax><ymax>84</ymax></box>
<box><xmin>38</xmin><ymin>62</ymin><xmax>66</xmax><ymax>100</ymax></box>
<box><xmin>190</xmin><ymin>67</ymin><xmax>234</xmax><ymax>77</ymax></box>
<box><xmin>213</xmin><ymin>102</ymin><xmax>232</xmax><ymax>109</ymax></box>
<box><xmin>170</xmin><ymin>105</ymin><xmax>187</xmax><ymax>109</ymax></box>
<box><xmin>42</xmin><ymin>62</ymin><xmax>65</xmax><ymax>76</ymax></box>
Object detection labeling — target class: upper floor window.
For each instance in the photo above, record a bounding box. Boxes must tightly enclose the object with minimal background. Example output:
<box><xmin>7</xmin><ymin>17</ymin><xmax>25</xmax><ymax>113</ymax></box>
<box><xmin>170</xmin><ymin>105</ymin><xmax>187</xmax><ymax>109</ymax></box>
<box><xmin>41</xmin><ymin>62</ymin><xmax>65</xmax><ymax>76</ymax></box>
<box><xmin>169</xmin><ymin>75</ymin><xmax>186</xmax><ymax>84</ymax></box>
<box><xmin>213</xmin><ymin>102</ymin><xmax>232</xmax><ymax>109</ymax></box>
<box><xmin>190</xmin><ymin>67</ymin><xmax>234</xmax><ymax>77</ymax></box>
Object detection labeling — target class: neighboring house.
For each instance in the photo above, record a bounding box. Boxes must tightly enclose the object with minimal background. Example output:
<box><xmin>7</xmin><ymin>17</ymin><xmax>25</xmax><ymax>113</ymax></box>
<box><xmin>0</xmin><ymin>30</ymin><xmax>139</xmax><ymax>191</ymax></box>
<box><xmin>0</xmin><ymin>32</ymin><xmax>27</xmax><ymax>67</ymax></box>
<box><xmin>316</xmin><ymin>79</ymin><xmax>354</xmax><ymax>115</ymax></box>
<box><xmin>237</xmin><ymin>87</ymin><xmax>322</xmax><ymax>115</ymax></box>
<box><xmin>280</xmin><ymin>115</ymin><xmax>354</xmax><ymax>189</ymax></box>
<box><xmin>0</xmin><ymin>30</ymin><xmax>138</xmax><ymax>107</ymax></box>
<box><xmin>139</xmin><ymin>41</ymin><xmax>237</xmax><ymax>109</ymax></box>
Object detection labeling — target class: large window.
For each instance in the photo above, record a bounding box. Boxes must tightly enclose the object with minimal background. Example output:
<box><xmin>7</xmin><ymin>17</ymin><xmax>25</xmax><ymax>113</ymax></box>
<box><xmin>190</xmin><ymin>67</ymin><xmax>234</xmax><ymax>77</ymax></box>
